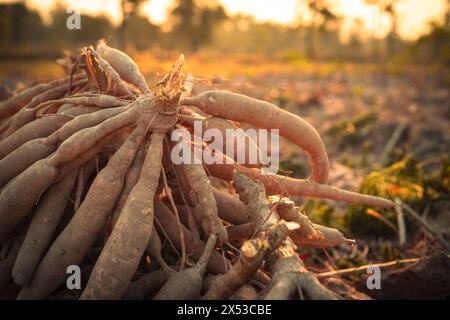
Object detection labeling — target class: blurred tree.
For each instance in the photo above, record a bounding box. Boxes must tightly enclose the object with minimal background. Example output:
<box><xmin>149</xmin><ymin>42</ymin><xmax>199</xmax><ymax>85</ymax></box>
<box><xmin>123</xmin><ymin>15</ymin><xmax>160</xmax><ymax>50</ymax></box>
<box><xmin>5</xmin><ymin>2</ymin><xmax>27</xmax><ymax>44</ymax></box>
<box><xmin>169</xmin><ymin>0</ymin><xmax>226</xmax><ymax>51</ymax></box>
<box><xmin>347</xmin><ymin>18</ymin><xmax>366</xmax><ymax>60</ymax></box>
<box><xmin>119</xmin><ymin>0</ymin><xmax>147</xmax><ymax>48</ymax></box>
<box><xmin>0</xmin><ymin>2</ymin><xmax>46</xmax><ymax>47</ymax></box>
<box><xmin>170</xmin><ymin>0</ymin><xmax>196</xmax><ymax>46</ymax></box>
<box><xmin>48</xmin><ymin>5</ymin><xmax>113</xmax><ymax>49</ymax></box>
<box><xmin>118</xmin><ymin>0</ymin><xmax>159</xmax><ymax>50</ymax></box>
<box><xmin>300</xmin><ymin>0</ymin><xmax>339</xmax><ymax>59</ymax></box>
<box><xmin>414</xmin><ymin>20</ymin><xmax>450</xmax><ymax>64</ymax></box>
<box><xmin>196</xmin><ymin>4</ymin><xmax>226</xmax><ymax>49</ymax></box>
<box><xmin>365</xmin><ymin>0</ymin><xmax>400</xmax><ymax>57</ymax></box>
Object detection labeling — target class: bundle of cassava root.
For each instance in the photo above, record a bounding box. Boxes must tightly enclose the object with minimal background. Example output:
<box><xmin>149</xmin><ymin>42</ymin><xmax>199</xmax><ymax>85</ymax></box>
<box><xmin>0</xmin><ymin>41</ymin><xmax>394</xmax><ymax>300</ymax></box>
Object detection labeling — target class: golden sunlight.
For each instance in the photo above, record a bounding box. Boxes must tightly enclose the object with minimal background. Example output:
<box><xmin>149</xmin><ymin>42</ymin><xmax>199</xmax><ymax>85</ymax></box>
<box><xmin>4</xmin><ymin>0</ymin><xmax>449</xmax><ymax>40</ymax></box>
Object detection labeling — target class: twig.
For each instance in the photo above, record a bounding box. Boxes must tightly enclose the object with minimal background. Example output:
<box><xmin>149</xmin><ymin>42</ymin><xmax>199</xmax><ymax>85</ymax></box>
<box><xmin>400</xmin><ymin>200</ymin><xmax>450</xmax><ymax>252</ymax></box>
<box><xmin>394</xmin><ymin>198</ymin><xmax>407</xmax><ymax>246</ymax></box>
<box><xmin>316</xmin><ymin>254</ymin><xmax>450</xmax><ymax>278</ymax></box>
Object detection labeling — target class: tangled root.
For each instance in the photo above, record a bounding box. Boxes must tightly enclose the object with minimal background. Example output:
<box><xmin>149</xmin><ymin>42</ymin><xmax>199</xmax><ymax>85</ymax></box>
<box><xmin>0</xmin><ymin>42</ymin><xmax>394</xmax><ymax>300</ymax></box>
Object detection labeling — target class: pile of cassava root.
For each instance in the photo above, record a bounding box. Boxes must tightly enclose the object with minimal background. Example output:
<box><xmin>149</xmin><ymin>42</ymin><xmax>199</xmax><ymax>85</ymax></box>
<box><xmin>0</xmin><ymin>41</ymin><xmax>394</xmax><ymax>300</ymax></box>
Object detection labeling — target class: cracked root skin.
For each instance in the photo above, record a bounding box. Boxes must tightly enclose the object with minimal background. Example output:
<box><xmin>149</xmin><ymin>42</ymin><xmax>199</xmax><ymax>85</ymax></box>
<box><xmin>203</xmin><ymin>222</ymin><xmax>288</xmax><ymax>300</ymax></box>
<box><xmin>265</xmin><ymin>240</ymin><xmax>339</xmax><ymax>300</ymax></box>
<box><xmin>233</xmin><ymin>171</ymin><xmax>339</xmax><ymax>300</ymax></box>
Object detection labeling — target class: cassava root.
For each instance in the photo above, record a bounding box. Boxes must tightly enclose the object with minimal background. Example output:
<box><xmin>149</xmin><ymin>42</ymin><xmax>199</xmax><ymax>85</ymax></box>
<box><xmin>0</xmin><ymin>42</ymin><xmax>394</xmax><ymax>301</ymax></box>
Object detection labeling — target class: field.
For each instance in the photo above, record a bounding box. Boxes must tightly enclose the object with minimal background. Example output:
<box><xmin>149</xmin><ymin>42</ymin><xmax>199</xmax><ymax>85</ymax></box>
<box><xmin>0</xmin><ymin>50</ymin><xmax>449</xmax><ymax>300</ymax></box>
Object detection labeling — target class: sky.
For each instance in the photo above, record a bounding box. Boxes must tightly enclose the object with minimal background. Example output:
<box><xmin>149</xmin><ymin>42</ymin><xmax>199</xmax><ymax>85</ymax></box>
<box><xmin>5</xmin><ymin>0</ymin><xmax>448</xmax><ymax>40</ymax></box>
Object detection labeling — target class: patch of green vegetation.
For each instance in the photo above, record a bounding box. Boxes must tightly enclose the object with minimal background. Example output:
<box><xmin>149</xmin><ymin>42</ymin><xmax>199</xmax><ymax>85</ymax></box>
<box><xmin>346</xmin><ymin>205</ymin><xmax>397</xmax><ymax>238</ymax></box>
<box><xmin>385</xmin><ymin>146</ymin><xmax>407</xmax><ymax>167</ymax></box>
<box><xmin>345</xmin><ymin>155</ymin><xmax>449</xmax><ymax>238</ymax></box>
<box><xmin>422</xmin><ymin>156</ymin><xmax>450</xmax><ymax>196</ymax></box>
<box><xmin>305</xmin><ymin>201</ymin><xmax>335</xmax><ymax>226</ymax></box>
<box><xmin>361</xmin><ymin>155</ymin><xmax>424</xmax><ymax>202</ymax></box>
<box><xmin>303</xmin><ymin>200</ymin><xmax>348</xmax><ymax>231</ymax></box>
<box><xmin>326</xmin><ymin>112</ymin><xmax>378</xmax><ymax>148</ymax></box>
<box><xmin>279</xmin><ymin>156</ymin><xmax>307</xmax><ymax>178</ymax></box>
<box><xmin>338</xmin><ymin>141</ymin><xmax>373</xmax><ymax>169</ymax></box>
